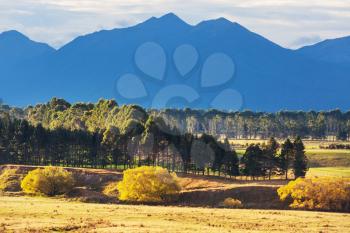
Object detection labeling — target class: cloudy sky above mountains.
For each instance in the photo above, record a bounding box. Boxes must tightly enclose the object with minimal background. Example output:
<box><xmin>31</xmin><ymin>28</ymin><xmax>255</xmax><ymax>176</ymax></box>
<box><xmin>1</xmin><ymin>0</ymin><xmax>349</xmax><ymax>49</ymax></box>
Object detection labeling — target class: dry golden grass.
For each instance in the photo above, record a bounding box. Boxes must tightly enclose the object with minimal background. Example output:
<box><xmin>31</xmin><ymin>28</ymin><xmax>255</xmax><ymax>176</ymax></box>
<box><xmin>0</xmin><ymin>195</ymin><xmax>349</xmax><ymax>233</ymax></box>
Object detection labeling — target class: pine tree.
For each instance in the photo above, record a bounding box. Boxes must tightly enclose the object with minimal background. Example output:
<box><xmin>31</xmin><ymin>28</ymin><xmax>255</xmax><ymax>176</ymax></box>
<box><xmin>221</xmin><ymin>139</ymin><xmax>239</xmax><ymax>177</ymax></box>
<box><xmin>241</xmin><ymin>144</ymin><xmax>265</xmax><ymax>179</ymax></box>
<box><xmin>263</xmin><ymin>137</ymin><xmax>279</xmax><ymax>180</ymax></box>
<box><xmin>279</xmin><ymin>138</ymin><xmax>294</xmax><ymax>180</ymax></box>
<box><xmin>293</xmin><ymin>137</ymin><xmax>308</xmax><ymax>178</ymax></box>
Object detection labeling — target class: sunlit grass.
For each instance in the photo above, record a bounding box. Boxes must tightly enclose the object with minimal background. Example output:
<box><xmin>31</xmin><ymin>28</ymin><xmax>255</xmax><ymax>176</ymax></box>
<box><xmin>0</xmin><ymin>196</ymin><xmax>349</xmax><ymax>232</ymax></box>
<box><xmin>307</xmin><ymin>167</ymin><xmax>350</xmax><ymax>178</ymax></box>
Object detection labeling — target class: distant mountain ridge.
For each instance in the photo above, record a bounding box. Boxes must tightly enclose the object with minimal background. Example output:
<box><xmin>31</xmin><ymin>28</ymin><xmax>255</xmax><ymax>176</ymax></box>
<box><xmin>0</xmin><ymin>13</ymin><xmax>349</xmax><ymax>111</ymax></box>
<box><xmin>0</xmin><ymin>30</ymin><xmax>55</xmax><ymax>69</ymax></box>
<box><xmin>297</xmin><ymin>36</ymin><xmax>350</xmax><ymax>64</ymax></box>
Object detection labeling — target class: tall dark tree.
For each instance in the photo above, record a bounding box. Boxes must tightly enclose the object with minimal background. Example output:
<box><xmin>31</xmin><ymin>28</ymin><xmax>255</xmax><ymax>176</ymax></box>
<box><xmin>221</xmin><ymin>139</ymin><xmax>239</xmax><ymax>177</ymax></box>
<box><xmin>279</xmin><ymin>138</ymin><xmax>294</xmax><ymax>180</ymax></box>
<box><xmin>293</xmin><ymin>137</ymin><xmax>308</xmax><ymax>178</ymax></box>
<box><xmin>241</xmin><ymin>144</ymin><xmax>265</xmax><ymax>179</ymax></box>
<box><xmin>262</xmin><ymin>137</ymin><xmax>279</xmax><ymax>180</ymax></box>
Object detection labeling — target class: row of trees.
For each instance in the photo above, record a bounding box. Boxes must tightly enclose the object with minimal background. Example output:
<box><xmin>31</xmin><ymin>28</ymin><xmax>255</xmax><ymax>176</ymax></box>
<box><xmin>152</xmin><ymin>109</ymin><xmax>350</xmax><ymax>140</ymax></box>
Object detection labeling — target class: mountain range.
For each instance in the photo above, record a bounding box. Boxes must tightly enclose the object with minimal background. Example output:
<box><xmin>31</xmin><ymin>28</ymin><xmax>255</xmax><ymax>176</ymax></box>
<box><xmin>1</xmin><ymin>13</ymin><xmax>349</xmax><ymax>111</ymax></box>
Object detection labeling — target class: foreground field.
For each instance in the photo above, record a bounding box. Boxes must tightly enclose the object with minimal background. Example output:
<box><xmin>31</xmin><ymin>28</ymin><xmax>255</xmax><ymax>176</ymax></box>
<box><xmin>0</xmin><ymin>196</ymin><xmax>349</xmax><ymax>233</ymax></box>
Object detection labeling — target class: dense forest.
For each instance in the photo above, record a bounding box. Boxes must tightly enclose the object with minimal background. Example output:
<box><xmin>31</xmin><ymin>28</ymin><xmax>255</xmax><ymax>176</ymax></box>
<box><xmin>1</xmin><ymin>98</ymin><xmax>350</xmax><ymax>141</ymax></box>
<box><xmin>0</xmin><ymin>98</ymin><xmax>309</xmax><ymax>178</ymax></box>
<box><xmin>0</xmin><ymin>99</ymin><xmax>238</xmax><ymax>175</ymax></box>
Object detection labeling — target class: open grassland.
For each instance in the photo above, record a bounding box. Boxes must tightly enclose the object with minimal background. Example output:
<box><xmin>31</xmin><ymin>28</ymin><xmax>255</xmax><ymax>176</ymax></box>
<box><xmin>307</xmin><ymin>167</ymin><xmax>350</xmax><ymax>178</ymax></box>
<box><xmin>306</xmin><ymin>150</ymin><xmax>350</xmax><ymax>167</ymax></box>
<box><xmin>0</xmin><ymin>196</ymin><xmax>349</xmax><ymax>233</ymax></box>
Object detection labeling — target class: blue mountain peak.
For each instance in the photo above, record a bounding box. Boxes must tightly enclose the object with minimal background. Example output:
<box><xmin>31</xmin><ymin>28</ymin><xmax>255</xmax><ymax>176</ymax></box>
<box><xmin>0</xmin><ymin>30</ymin><xmax>29</xmax><ymax>41</ymax></box>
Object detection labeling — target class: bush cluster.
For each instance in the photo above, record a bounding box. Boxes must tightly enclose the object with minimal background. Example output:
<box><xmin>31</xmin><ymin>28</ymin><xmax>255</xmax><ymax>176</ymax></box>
<box><xmin>221</xmin><ymin>198</ymin><xmax>243</xmax><ymax>208</ymax></box>
<box><xmin>117</xmin><ymin>166</ymin><xmax>181</xmax><ymax>203</ymax></box>
<box><xmin>103</xmin><ymin>182</ymin><xmax>119</xmax><ymax>197</ymax></box>
<box><xmin>0</xmin><ymin>168</ymin><xmax>23</xmax><ymax>192</ymax></box>
<box><xmin>278</xmin><ymin>177</ymin><xmax>350</xmax><ymax>211</ymax></box>
<box><xmin>21</xmin><ymin>167</ymin><xmax>75</xmax><ymax>196</ymax></box>
<box><xmin>320</xmin><ymin>144</ymin><xmax>350</xmax><ymax>150</ymax></box>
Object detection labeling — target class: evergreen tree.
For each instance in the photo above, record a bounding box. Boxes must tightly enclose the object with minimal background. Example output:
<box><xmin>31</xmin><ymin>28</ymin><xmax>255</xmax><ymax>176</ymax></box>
<box><xmin>279</xmin><ymin>138</ymin><xmax>294</xmax><ymax>180</ymax></box>
<box><xmin>293</xmin><ymin>137</ymin><xmax>308</xmax><ymax>178</ymax></box>
<box><xmin>221</xmin><ymin>139</ymin><xmax>239</xmax><ymax>177</ymax></box>
<box><xmin>262</xmin><ymin>137</ymin><xmax>279</xmax><ymax>180</ymax></box>
<box><xmin>241</xmin><ymin>144</ymin><xmax>265</xmax><ymax>179</ymax></box>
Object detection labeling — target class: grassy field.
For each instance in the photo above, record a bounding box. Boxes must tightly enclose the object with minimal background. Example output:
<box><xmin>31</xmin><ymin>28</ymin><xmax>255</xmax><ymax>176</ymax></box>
<box><xmin>0</xmin><ymin>196</ymin><xmax>349</xmax><ymax>233</ymax></box>
<box><xmin>306</xmin><ymin>150</ymin><xmax>350</xmax><ymax>167</ymax></box>
<box><xmin>307</xmin><ymin>167</ymin><xmax>350</xmax><ymax>178</ymax></box>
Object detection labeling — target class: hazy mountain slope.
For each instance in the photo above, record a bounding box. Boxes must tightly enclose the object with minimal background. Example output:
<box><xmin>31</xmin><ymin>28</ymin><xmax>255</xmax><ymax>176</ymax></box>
<box><xmin>0</xmin><ymin>30</ymin><xmax>55</xmax><ymax>69</ymax></box>
<box><xmin>297</xmin><ymin>36</ymin><xmax>350</xmax><ymax>64</ymax></box>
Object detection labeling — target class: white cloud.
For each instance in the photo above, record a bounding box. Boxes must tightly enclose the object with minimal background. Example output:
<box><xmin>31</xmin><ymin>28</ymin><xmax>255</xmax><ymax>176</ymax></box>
<box><xmin>0</xmin><ymin>0</ymin><xmax>349</xmax><ymax>48</ymax></box>
<box><xmin>290</xmin><ymin>35</ymin><xmax>323</xmax><ymax>48</ymax></box>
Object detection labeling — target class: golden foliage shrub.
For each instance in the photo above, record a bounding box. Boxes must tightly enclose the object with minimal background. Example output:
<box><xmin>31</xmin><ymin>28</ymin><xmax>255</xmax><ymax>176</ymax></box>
<box><xmin>21</xmin><ymin>167</ymin><xmax>75</xmax><ymax>196</ymax></box>
<box><xmin>0</xmin><ymin>168</ymin><xmax>23</xmax><ymax>192</ymax></box>
<box><xmin>278</xmin><ymin>177</ymin><xmax>350</xmax><ymax>211</ymax></box>
<box><xmin>103</xmin><ymin>182</ymin><xmax>119</xmax><ymax>197</ymax></box>
<box><xmin>117</xmin><ymin>166</ymin><xmax>181</xmax><ymax>203</ymax></box>
<box><xmin>222</xmin><ymin>198</ymin><xmax>243</xmax><ymax>208</ymax></box>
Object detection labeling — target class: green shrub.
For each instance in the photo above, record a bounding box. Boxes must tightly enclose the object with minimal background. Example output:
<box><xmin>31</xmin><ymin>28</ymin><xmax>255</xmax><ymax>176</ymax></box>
<box><xmin>117</xmin><ymin>166</ymin><xmax>181</xmax><ymax>203</ymax></box>
<box><xmin>21</xmin><ymin>167</ymin><xmax>75</xmax><ymax>196</ymax></box>
<box><xmin>278</xmin><ymin>177</ymin><xmax>350</xmax><ymax>211</ymax></box>
<box><xmin>221</xmin><ymin>198</ymin><xmax>243</xmax><ymax>208</ymax></box>
<box><xmin>0</xmin><ymin>168</ymin><xmax>23</xmax><ymax>192</ymax></box>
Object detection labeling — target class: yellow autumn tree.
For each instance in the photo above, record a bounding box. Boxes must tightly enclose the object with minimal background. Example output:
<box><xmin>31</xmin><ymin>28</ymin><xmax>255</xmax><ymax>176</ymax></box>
<box><xmin>117</xmin><ymin>166</ymin><xmax>181</xmax><ymax>203</ymax></box>
<box><xmin>21</xmin><ymin>167</ymin><xmax>75</xmax><ymax>196</ymax></box>
<box><xmin>278</xmin><ymin>177</ymin><xmax>350</xmax><ymax>211</ymax></box>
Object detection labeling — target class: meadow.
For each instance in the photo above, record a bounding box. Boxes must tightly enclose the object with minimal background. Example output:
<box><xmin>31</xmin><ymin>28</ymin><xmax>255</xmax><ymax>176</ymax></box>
<box><xmin>1</xmin><ymin>195</ymin><xmax>349</xmax><ymax>233</ymax></box>
<box><xmin>0</xmin><ymin>163</ymin><xmax>349</xmax><ymax>232</ymax></box>
<box><xmin>307</xmin><ymin>167</ymin><xmax>350</xmax><ymax>178</ymax></box>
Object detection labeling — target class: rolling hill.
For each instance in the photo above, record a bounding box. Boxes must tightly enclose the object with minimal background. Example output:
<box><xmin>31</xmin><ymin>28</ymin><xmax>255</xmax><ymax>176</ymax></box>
<box><xmin>0</xmin><ymin>13</ymin><xmax>349</xmax><ymax>111</ymax></box>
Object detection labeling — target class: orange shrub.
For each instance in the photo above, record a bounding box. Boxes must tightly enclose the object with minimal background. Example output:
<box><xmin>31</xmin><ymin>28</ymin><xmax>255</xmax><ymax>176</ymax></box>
<box><xmin>278</xmin><ymin>177</ymin><xmax>350</xmax><ymax>211</ymax></box>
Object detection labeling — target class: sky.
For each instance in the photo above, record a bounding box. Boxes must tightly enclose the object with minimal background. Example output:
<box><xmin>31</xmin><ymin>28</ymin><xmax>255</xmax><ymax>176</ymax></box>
<box><xmin>1</xmin><ymin>0</ymin><xmax>350</xmax><ymax>49</ymax></box>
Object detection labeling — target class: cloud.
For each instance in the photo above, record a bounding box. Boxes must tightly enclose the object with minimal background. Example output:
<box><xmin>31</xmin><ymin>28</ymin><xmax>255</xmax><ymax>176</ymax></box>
<box><xmin>290</xmin><ymin>35</ymin><xmax>323</xmax><ymax>48</ymax></box>
<box><xmin>0</xmin><ymin>0</ymin><xmax>349</xmax><ymax>48</ymax></box>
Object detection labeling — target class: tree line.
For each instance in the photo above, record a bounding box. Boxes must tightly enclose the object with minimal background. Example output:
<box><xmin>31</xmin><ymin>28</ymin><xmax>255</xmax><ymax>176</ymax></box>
<box><xmin>151</xmin><ymin>109</ymin><xmax>350</xmax><ymax>141</ymax></box>
<box><xmin>0</xmin><ymin>98</ymin><xmax>308</xmax><ymax>179</ymax></box>
<box><xmin>2</xmin><ymin>99</ymin><xmax>350</xmax><ymax>141</ymax></box>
